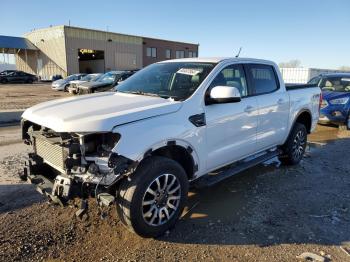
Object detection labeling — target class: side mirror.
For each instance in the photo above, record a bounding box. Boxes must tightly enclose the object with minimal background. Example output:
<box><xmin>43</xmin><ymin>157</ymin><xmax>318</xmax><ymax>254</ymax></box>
<box><xmin>208</xmin><ymin>86</ymin><xmax>241</xmax><ymax>104</ymax></box>
<box><xmin>112</xmin><ymin>79</ymin><xmax>120</xmax><ymax>87</ymax></box>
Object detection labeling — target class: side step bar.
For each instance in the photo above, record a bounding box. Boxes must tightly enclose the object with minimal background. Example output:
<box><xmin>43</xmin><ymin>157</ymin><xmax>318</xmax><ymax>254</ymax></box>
<box><xmin>194</xmin><ymin>150</ymin><xmax>280</xmax><ymax>188</ymax></box>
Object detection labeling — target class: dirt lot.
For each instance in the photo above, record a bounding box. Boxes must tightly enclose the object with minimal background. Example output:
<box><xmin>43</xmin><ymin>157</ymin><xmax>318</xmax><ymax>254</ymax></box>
<box><xmin>0</xmin><ymin>83</ymin><xmax>69</xmax><ymax>110</ymax></box>
<box><xmin>1</xmin><ymin>125</ymin><xmax>350</xmax><ymax>261</ymax></box>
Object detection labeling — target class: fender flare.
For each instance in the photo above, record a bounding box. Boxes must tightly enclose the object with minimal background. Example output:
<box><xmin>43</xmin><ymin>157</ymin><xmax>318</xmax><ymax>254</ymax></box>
<box><xmin>293</xmin><ymin>109</ymin><xmax>312</xmax><ymax>131</ymax></box>
<box><xmin>284</xmin><ymin>109</ymin><xmax>312</xmax><ymax>145</ymax></box>
<box><xmin>135</xmin><ymin>139</ymin><xmax>200</xmax><ymax>178</ymax></box>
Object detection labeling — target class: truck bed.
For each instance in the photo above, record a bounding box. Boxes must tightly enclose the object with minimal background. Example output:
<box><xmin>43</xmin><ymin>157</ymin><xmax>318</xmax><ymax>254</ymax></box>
<box><xmin>285</xmin><ymin>83</ymin><xmax>318</xmax><ymax>91</ymax></box>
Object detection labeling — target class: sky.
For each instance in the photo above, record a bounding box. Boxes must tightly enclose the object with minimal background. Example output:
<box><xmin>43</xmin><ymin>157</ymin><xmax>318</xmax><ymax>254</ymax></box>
<box><xmin>1</xmin><ymin>0</ymin><xmax>349</xmax><ymax>69</ymax></box>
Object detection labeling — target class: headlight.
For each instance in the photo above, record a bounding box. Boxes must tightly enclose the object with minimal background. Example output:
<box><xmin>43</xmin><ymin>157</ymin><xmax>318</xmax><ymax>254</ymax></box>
<box><xmin>329</xmin><ymin>97</ymin><xmax>349</xmax><ymax>105</ymax></box>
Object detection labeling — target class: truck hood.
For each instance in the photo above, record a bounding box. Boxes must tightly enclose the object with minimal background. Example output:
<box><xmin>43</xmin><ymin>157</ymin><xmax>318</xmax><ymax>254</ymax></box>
<box><xmin>22</xmin><ymin>92</ymin><xmax>182</xmax><ymax>132</ymax></box>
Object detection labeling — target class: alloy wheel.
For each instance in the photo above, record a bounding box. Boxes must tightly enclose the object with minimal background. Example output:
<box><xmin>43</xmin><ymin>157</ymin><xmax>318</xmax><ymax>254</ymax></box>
<box><xmin>292</xmin><ymin>130</ymin><xmax>306</xmax><ymax>160</ymax></box>
<box><xmin>142</xmin><ymin>173</ymin><xmax>181</xmax><ymax>226</ymax></box>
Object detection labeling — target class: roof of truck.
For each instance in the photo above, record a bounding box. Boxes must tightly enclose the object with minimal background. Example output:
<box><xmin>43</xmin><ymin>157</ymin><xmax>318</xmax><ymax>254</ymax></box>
<box><xmin>159</xmin><ymin>57</ymin><xmax>275</xmax><ymax>64</ymax></box>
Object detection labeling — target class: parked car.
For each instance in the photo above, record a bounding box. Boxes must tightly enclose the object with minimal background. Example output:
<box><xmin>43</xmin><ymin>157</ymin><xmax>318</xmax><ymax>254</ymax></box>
<box><xmin>0</xmin><ymin>71</ymin><xmax>37</xmax><ymax>84</ymax></box>
<box><xmin>308</xmin><ymin>73</ymin><xmax>350</xmax><ymax>129</ymax></box>
<box><xmin>76</xmin><ymin>71</ymin><xmax>135</xmax><ymax>95</ymax></box>
<box><xmin>51</xmin><ymin>74</ymin><xmax>86</xmax><ymax>91</ymax></box>
<box><xmin>52</xmin><ymin>75</ymin><xmax>63</xmax><ymax>82</ymax></box>
<box><xmin>0</xmin><ymin>70</ymin><xmax>18</xmax><ymax>76</ymax></box>
<box><xmin>21</xmin><ymin>57</ymin><xmax>321</xmax><ymax>237</ymax></box>
<box><xmin>68</xmin><ymin>73</ymin><xmax>103</xmax><ymax>94</ymax></box>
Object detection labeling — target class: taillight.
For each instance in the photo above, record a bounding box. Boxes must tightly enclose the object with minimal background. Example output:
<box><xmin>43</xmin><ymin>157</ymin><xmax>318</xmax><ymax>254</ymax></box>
<box><xmin>319</xmin><ymin>93</ymin><xmax>323</xmax><ymax>112</ymax></box>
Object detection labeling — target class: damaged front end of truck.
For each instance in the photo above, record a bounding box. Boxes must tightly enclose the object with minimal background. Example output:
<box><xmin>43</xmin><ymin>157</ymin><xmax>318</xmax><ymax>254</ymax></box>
<box><xmin>20</xmin><ymin>119</ymin><xmax>136</xmax><ymax>209</ymax></box>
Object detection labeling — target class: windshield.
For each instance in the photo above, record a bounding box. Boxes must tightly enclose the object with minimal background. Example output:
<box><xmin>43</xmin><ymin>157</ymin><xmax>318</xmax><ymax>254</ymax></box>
<box><xmin>98</xmin><ymin>72</ymin><xmax>118</xmax><ymax>83</ymax></box>
<box><xmin>91</xmin><ymin>74</ymin><xmax>102</xmax><ymax>81</ymax></box>
<box><xmin>321</xmin><ymin>77</ymin><xmax>350</xmax><ymax>92</ymax></box>
<box><xmin>116</xmin><ymin>62</ymin><xmax>216</xmax><ymax>101</ymax></box>
<box><xmin>66</xmin><ymin>75</ymin><xmax>78</xmax><ymax>81</ymax></box>
<box><xmin>81</xmin><ymin>74</ymin><xmax>100</xmax><ymax>82</ymax></box>
<box><xmin>81</xmin><ymin>75</ymin><xmax>93</xmax><ymax>81</ymax></box>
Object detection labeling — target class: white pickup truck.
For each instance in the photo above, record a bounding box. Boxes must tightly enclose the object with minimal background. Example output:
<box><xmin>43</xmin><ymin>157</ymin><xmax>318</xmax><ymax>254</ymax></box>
<box><xmin>20</xmin><ymin>57</ymin><xmax>321</xmax><ymax>237</ymax></box>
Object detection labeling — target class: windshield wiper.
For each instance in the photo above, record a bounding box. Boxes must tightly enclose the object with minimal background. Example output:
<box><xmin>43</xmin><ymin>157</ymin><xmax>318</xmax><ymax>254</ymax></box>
<box><xmin>122</xmin><ymin>90</ymin><xmax>172</xmax><ymax>99</ymax></box>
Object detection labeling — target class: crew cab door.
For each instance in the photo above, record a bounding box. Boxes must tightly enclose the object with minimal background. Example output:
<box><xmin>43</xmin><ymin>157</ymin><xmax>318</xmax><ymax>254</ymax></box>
<box><xmin>244</xmin><ymin>64</ymin><xmax>289</xmax><ymax>150</ymax></box>
<box><xmin>204</xmin><ymin>64</ymin><xmax>258</xmax><ymax>171</ymax></box>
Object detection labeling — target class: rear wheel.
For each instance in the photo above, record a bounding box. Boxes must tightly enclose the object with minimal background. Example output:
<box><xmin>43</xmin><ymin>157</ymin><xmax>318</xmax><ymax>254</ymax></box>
<box><xmin>279</xmin><ymin>122</ymin><xmax>307</xmax><ymax>165</ymax></box>
<box><xmin>0</xmin><ymin>78</ymin><xmax>7</xmax><ymax>84</ymax></box>
<box><xmin>116</xmin><ymin>156</ymin><xmax>188</xmax><ymax>238</ymax></box>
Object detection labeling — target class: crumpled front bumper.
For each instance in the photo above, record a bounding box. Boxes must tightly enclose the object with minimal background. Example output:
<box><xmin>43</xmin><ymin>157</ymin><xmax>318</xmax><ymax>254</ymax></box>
<box><xmin>319</xmin><ymin>104</ymin><xmax>349</xmax><ymax>125</ymax></box>
<box><xmin>20</xmin><ymin>158</ymin><xmax>67</xmax><ymax>206</ymax></box>
<box><xmin>19</xmin><ymin>154</ymin><xmax>117</xmax><ymax>208</ymax></box>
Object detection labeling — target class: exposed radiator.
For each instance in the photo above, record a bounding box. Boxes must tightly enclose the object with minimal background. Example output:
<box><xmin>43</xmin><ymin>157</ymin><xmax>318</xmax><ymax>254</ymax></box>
<box><xmin>34</xmin><ymin>136</ymin><xmax>66</xmax><ymax>173</ymax></box>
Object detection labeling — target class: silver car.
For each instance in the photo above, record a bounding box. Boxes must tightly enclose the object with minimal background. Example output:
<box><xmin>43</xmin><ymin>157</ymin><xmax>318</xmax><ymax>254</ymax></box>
<box><xmin>68</xmin><ymin>73</ymin><xmax>102</xmax><ymax>94</ymax></box>
<box><xmin>51</xmin><ymin>74</ymin><xmax>86</xmax><ymax>91</ymax></box>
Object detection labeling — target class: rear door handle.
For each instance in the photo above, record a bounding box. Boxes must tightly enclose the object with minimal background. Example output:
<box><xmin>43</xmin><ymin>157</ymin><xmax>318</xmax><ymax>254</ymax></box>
<box><xmin>244</xmin><ymin>105</ymin><xmax>254</xmax><ymax>113</ymax></box>
<box><xmin>277</xmin><ymin>98</ymin><xmax>285</xmax><ymax>104</ymax></box>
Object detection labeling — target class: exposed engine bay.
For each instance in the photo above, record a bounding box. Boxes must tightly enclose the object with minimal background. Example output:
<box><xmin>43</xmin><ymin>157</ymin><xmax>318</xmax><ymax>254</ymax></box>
<box><xmin>21</xmin><ymin>120</ymin><xmax>134</xmax><ymax>204</ymax></box>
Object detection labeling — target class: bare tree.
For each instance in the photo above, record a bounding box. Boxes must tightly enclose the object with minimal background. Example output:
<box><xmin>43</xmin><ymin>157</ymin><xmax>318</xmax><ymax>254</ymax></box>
<box><xmin>279</xmin><ymin>59</ymin><xmax>302</xmax><ymax>68</ymax></box>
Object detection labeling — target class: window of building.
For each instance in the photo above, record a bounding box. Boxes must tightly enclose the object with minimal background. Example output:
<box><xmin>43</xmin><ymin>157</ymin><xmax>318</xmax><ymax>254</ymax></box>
<box><xmin>188</xmin><ymin>51</ymin><xmax>197</xmax><ymax>58</ymax></box>
<box><xmin>176</xmin><ymin>50</ymin><xmax>185</xmax><ymax>59</ymax></box>
<box><xmin>165</xmin><ymin>49</ymin><xmax>171</xmax><ymax>59</ymax></box>
<box><xmin>146</xmin><ymin>47</ymin><xmax>157</xmax><ymax>58</ymax></box>
<box><xmin>246</xmin><ymin>64</ymin><xmax>279</xmax><ymax>95</ymax></box>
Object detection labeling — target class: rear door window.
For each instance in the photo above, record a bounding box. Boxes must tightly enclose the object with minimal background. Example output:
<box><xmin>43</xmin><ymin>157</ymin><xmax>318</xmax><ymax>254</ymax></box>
<box><xmin>245</xmin><ymin>64</ymin><xmax>279</xmax><ymax>95</ymax></box>
<box><xmin>308</xmin><ymin>76</ymin><xmax>321</xmax><ymax>86</ymax></box>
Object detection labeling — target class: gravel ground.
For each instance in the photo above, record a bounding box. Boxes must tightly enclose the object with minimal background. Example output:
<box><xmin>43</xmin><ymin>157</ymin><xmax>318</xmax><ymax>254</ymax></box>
<box><xmin>0</xmin><ymin>125</ymin><xmax>350</xmax><ymax>261</ymax></box>
<box><xmin>0</xmin><ymin>83</ymin><xmax>69</xmax><ymax>110</ymax></box>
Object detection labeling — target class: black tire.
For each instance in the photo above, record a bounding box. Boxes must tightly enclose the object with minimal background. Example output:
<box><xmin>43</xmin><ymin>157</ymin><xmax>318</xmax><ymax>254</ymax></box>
<box><xmin>26</xmin><ymin>79</ymin><xmax>33</xmax><ymax>84</ymax></box>
<box><xmin>339</xmin><ymin>114</ymin><xmax>350</xmax><ymax>131</ymax></box>
<box><xmin>116</xmin><ymin>156</ymin><xmax>189</xmax><ymax>238</ymax></box>
<box><xmin>0</xmin><ymin>78</ymin><xmax>7</xmax><ymax>84</ymax></box>
<box><xmin>64</xmin><ymin>84</ymin><xmax>69</xmax><ymax>92</ymax></box>
<box><xmin>279</xmin><ymin>122</ymin><xmax>307</xmax><ymax>165</ymax></box>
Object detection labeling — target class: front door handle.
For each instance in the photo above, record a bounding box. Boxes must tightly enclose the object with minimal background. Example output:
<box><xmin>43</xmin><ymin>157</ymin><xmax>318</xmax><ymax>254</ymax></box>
<box><xmin>244</xmin><ymin>105</ymin><xmax>254</xmax><ymax>113</ymax></box>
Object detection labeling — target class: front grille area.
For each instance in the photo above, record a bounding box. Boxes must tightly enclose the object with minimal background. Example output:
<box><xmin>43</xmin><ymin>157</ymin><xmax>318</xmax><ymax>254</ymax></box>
<box><xmin>35</xmin><ymin>137</ymin><xmax>66</xmax><ymax>173</ymax></box>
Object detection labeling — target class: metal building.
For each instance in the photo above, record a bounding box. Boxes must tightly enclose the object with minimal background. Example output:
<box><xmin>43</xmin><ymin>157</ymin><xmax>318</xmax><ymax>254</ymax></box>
<box><xmin>3</xmin><ymin>25</ymin><xmax>198</xmax><ymax>80</ymax></box>
<box><xmin>280</xmin><ymin>67</ymin><xmax>350</xmax><ymax>84</ymax></box>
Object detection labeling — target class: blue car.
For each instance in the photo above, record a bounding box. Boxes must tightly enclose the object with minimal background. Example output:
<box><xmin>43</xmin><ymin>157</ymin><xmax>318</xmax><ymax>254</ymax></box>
<box><xmin>308</xmin><ymin>73</ymin><xmax>350</xmax><ymax>129</ymax></box>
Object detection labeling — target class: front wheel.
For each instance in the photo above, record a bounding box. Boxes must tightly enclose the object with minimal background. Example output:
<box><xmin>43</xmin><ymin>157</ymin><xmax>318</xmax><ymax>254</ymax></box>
<box><xmin>279</xmin><ymin>122</ymin><xmax>307</xmax><ymax>165</ymax></box>
<box><xmin>116</xmin><ymin>156</ymin><xmax>189</xmax><ymax>238</ymax></box>
<box><xmin>339</xmin><ymin>114</ymin><xmax>350</xmax><ymax>131</ymax></box>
